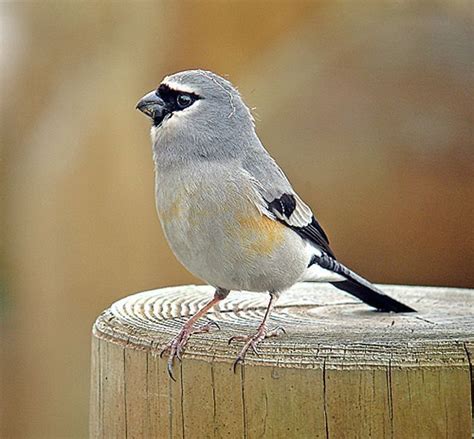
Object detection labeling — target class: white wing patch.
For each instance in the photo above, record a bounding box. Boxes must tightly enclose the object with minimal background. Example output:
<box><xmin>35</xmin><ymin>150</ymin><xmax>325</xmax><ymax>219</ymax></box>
<box><xmin>241</xmin><ymin>152</ymin><xmax>334</xmax><ymax>256</ymax></box>
<box><xmin>265</xmin><ymin>192</ymin><xmax>334</xmax><ymax>256</ymax></box>
<box><xmin>272</xmin><ymin>193</ymin><xmax>313</xmax><ymax>227</ymax></box>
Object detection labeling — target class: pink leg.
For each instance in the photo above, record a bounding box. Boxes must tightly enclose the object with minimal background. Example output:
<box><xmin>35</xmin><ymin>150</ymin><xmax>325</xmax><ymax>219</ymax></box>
<box><xmin>161</xmin><ymin>288</ymin><xmax>228</xmax><ymax>380</ymax></box>
<box><xmin>228</xmin><ymin>292</ymin><xmax>286</xmax><ymax>371</ymax></box>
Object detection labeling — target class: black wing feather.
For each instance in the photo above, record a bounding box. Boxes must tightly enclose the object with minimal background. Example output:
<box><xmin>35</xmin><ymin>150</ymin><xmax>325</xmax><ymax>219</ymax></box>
<box><xmin>268</xmin><ymin>193</ymin><xmax>415</xmax><ymax>312</ymax></box>
<box><xmin>265</xmin><ymin>193</ymin><xmax>415</xmax><ymax>313</ymax></box>
<box><xmin>292</xmin><ymin>216</ymin><xmax>335</xmax><ymax>258</ymax></box>
<box><xmin>267</xmin><ymin>194</ymin><xmax>335</xmax><ymax>257</ymax></box>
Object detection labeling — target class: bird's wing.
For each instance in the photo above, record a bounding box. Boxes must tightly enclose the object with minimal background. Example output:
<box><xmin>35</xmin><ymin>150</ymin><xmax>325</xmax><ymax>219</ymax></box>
<box><xmin>242</xmin><ymin>150</ymin><xmax>335</xmax><ymax>257</ymax></box>
<box><xmin>242</xmin><ymin>149</ymin><xmax>415</xmax><ymax>313</ymax></box>
<box><xmin>266</xmin><ymin>192</ymin><xmax>335</xmax><ymax>257</ymax></box>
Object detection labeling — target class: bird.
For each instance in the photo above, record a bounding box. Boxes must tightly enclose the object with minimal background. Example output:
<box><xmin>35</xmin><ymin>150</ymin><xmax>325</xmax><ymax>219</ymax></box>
<box><xmin>136</xmin><ymin>69</ymin><xmax>415</xmax><ymax>379</ymax></box>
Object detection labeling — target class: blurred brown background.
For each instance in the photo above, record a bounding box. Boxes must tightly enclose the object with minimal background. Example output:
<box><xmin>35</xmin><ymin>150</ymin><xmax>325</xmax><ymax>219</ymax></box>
<box><xmin>1</xmin><ymin>1</ymin><xmax>473</xmax><ymax>438</ymax></box>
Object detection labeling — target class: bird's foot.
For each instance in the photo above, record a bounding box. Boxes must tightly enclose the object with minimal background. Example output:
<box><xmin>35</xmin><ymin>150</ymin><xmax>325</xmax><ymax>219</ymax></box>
<box><xmin>228</xmin><ymin>325</ymin><xmax>286</xmax><ymax>372</ymax></box>
<box><xmin>160</xmin><ymin>320</ymin><xmax>220</xmax><ymax>380</ymax></box>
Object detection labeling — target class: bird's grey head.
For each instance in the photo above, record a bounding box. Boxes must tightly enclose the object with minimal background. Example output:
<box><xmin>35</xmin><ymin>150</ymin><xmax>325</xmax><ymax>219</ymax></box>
<box><xmin>136</xmin><ymin>70</ymin><xmax>256</xmax><ymax>164</ymax></box>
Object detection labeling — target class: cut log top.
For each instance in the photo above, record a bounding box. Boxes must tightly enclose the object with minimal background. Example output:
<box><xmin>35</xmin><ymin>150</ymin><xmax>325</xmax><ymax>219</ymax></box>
<box><xmin>93</xmin><ymin>283</ymin><xmax>474</xmax><ymax>369</ymax></box>
<box><xmin>91</xmin><ymin>283</ymin><xmax>474</xmax><ymax>438</ymax></box>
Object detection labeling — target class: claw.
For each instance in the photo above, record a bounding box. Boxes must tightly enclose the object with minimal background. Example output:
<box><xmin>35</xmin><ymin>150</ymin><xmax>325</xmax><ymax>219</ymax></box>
<box><xmin>160</xmin><ymin>320</ymin><xmax>221</xmax><ymax>379</ymax></box>
<box><xmin>232</xmin><ymin>356</ymin><xmax>243</xmax><ymax>373</ymax></box>
<box><xmin>229</xmin><ymin>325</ymin><xmax>286</xmax><ymax>371</ymax></box>
<box><xmin>167</xmin><ymin>360</ymin><xmax>176</xmax><ymax>382</ymax></box>
<box><xmin>192</xmin><ymin>320</ymin><xmax>221</xmax><ymax>335</ymax></box>
<box><xmin>267</xmin><ymin>326</ymin><xmax>286</xmax><ymax>337</ymax></box>
<box><xmin>228</xmin><ymin>335</ymin><xmax>247</xmax><ymax>345</ymax></box>
<box><xmin>160</xmin><ymin>325</ymin><xmax>193</xmax><ymax>379</ymax></box>
<box><xmin>159</xmin><ymin>290</ymin><xmax>226</xmax><ymax>380</ymax></box>
<box><xmin>209</xmin><ymin>320</ymin><xmax>221</xmax><ymax>330</ymax></box>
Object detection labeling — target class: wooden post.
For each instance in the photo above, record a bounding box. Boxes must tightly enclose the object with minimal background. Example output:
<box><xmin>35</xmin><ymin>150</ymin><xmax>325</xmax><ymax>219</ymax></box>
<box><xmin>90</xmin><ymin>283</ymin><xmax>473</xmax><ymax>438</ymax></box>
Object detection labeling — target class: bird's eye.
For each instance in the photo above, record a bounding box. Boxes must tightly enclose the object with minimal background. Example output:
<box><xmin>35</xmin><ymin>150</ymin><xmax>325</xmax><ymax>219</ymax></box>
<box><xmin>176</xmin><ymin>94</ymin><xmax>193</xmax><ymax>109</ymax></box>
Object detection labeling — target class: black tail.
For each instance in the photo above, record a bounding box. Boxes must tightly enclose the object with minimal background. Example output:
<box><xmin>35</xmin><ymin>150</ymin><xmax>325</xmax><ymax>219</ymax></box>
<box><xmin>313</xmin><ymin>254</ymin><xmax>416</xmax><ymax>313</ymax></box>
<box><xmin>330</xmin><ymin>280</ymin><xmax>415</xmax><ymax>313</ymax></box>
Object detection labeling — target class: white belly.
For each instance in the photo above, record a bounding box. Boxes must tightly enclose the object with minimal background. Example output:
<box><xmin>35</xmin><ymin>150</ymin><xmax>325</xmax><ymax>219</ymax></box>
<box><xmin>155</xmin><ymin>166</ymin><xmax>308</xmax><ymax>292</ymax></box>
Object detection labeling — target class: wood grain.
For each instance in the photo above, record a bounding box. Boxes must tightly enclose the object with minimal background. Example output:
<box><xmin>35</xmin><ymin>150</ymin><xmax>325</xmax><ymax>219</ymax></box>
<box><xmin>90</xmin><ymin>283</ymin><xmax>473</xmax><ymax>438</ymax></box>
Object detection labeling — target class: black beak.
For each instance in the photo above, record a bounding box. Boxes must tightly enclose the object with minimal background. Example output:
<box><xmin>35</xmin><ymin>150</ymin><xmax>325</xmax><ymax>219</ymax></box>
<box><xmin>136</xmin><ymin>91</ymin><xmax>169</xmax><ymax>125</ymax></box>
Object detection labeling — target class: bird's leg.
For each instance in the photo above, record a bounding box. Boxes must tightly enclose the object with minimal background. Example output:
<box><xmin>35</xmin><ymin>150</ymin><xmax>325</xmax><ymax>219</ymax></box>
<box><xmin>229</xmin><ymin>292</ymin><xmax>285</xmax><ymax>371</ymax></box>
<box><xmin>161</xmin><ymin>287</ymin><xmax>229</xmax><ymax>380</ymax></box>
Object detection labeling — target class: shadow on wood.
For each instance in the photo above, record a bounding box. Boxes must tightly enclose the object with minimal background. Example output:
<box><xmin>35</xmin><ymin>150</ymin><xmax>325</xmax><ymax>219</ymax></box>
<box><xmin>90</xmin><ymin>283</ymin><xmax>473</xmax><ymax>438</ymax></box>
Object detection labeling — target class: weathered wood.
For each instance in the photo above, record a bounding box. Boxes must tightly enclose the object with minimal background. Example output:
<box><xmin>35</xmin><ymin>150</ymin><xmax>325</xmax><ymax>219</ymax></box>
<box><xmin>90</xmin><ymin>283</ymin><xmax>473</xmax><ymax>438</ymax></box>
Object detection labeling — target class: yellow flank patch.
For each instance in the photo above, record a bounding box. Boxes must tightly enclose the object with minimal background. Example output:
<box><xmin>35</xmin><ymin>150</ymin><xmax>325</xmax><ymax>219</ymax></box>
<box><xmin>236</xmin><ymin>214</ymin><xmax>285</xmax><ymax>255</ymax></box>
